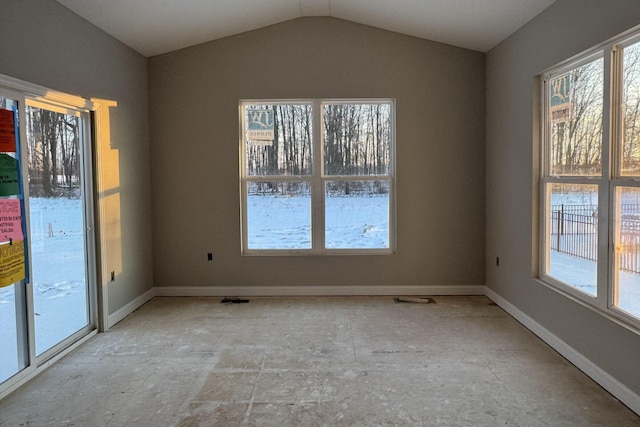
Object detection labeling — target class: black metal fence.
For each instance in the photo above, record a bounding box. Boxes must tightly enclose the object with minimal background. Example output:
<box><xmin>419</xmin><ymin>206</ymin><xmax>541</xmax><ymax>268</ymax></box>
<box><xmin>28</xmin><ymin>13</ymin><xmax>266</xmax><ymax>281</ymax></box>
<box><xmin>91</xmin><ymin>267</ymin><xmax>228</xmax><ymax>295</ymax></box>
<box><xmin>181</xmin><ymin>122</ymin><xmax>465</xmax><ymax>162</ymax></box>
<box><xmin>550</xmin><ymin>204</ymin><xmax>640</xmax><ymax>274</ymax></box>
<box><xmin>619</xmin><ymin>217</ymin><xmax>640</xmax><ymax>274</ymax></box>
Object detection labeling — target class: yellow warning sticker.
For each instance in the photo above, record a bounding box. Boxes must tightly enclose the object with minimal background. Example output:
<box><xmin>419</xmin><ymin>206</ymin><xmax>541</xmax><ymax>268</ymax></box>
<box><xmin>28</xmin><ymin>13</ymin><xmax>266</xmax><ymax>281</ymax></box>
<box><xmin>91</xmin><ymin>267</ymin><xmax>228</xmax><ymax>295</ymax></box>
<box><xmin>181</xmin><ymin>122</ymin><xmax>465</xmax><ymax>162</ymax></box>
<box><xmin>0</xmin><ymin>239</ymin><xmax>25</xmax><ymax>288</ymax></box>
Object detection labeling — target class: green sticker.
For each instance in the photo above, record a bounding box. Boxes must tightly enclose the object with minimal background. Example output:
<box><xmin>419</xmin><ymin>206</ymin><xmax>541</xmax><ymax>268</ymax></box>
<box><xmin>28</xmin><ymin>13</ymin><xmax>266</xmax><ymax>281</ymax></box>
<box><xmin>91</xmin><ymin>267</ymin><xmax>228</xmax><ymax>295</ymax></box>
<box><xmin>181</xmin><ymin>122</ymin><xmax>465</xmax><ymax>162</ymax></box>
<box><xmin>0</xmin><ymin>154</ymin><xmax>20</xmax><ymax>196</ymax></box>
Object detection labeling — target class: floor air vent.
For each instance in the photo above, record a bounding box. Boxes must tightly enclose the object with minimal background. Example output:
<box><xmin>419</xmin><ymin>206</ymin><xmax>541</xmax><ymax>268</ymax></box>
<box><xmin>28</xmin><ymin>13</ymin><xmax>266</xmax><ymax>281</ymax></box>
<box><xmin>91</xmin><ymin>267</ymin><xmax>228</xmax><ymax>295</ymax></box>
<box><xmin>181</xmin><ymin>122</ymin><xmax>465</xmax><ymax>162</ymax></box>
<box><xmin>394</xmin><ymin>297</ymin><xmax>435</xmax><ymax>304</ymax></box>
<box><xmin>221</xmin><ymin>297</ymin><xmax>250</xmax><ymax>304</ymax></box>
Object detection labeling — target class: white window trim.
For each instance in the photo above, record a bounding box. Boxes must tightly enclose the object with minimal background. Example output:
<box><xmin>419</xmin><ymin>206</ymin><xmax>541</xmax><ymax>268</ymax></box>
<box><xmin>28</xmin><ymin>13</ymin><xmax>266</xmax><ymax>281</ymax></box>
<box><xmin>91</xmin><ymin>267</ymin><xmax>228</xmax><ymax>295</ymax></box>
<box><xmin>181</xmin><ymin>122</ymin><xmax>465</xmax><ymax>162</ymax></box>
<box><xmin>538</xmin><ymin>25</ymin><xmax>640</xmax><ymax>332</ymax></box>
<box><xmin>239</xmin><ymin>98</ymin><xmax>396</xmax><ymax>256</ymax></box>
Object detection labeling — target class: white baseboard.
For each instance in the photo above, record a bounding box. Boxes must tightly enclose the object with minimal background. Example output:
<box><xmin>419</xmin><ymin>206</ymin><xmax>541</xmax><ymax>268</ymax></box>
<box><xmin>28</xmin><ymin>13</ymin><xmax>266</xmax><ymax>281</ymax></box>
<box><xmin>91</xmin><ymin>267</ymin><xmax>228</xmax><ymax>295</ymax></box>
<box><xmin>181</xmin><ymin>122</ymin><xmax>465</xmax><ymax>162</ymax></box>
<box><xmin>485</xmin><ymin>287</ymin><xmax>640</xmax><ymax>416</ymax></box>
<box><xmin>153</xmin><ymin>284</ymin><xmax>485</xmax><ymax>297</ymax></box>
<box><xmin>107</xmin><ymin>287</ymin><xmax>156</xmax><ymax>329</ymax></box>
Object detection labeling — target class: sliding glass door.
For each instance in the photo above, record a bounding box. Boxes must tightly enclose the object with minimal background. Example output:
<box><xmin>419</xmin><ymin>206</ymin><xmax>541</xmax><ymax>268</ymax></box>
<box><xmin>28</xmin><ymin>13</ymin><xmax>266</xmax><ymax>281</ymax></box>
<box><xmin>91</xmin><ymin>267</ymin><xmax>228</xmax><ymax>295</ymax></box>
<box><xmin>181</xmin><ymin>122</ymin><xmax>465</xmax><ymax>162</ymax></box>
<box><xmin>0</xmin><ymin>83</ymin><xmax>97</xmax><ymax>392</ymax></box>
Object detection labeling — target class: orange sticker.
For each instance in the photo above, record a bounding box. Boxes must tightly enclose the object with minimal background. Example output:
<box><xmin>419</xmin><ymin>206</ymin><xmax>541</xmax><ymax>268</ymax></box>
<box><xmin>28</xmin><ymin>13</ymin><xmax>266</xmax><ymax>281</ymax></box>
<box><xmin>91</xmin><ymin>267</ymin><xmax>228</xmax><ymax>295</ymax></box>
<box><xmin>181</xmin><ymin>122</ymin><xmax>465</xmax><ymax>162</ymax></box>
<box><xmin>0</xmin><ymin>109</ymin><xmax>16</xmax><ymax>152</ymax></box>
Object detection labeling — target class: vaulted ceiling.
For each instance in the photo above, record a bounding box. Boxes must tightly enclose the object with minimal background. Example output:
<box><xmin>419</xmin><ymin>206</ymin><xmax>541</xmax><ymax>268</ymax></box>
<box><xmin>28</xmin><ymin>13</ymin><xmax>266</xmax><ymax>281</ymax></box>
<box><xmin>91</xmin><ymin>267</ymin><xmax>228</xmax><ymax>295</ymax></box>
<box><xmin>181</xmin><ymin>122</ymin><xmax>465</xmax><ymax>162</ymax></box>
<box><xmin>56</xmin><ymin>0</ymin><xmax>556</xmax><ymax>57</ymax></box>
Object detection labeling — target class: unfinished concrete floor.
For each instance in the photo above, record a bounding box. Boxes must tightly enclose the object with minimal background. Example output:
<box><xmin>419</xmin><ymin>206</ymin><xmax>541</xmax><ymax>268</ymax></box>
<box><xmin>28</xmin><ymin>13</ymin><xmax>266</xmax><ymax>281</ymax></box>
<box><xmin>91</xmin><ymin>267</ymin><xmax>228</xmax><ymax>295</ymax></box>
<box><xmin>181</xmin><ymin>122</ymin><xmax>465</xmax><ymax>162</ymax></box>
<box><xmin>1</xmin><ymin>296</ymin><xmax>639</xmax><ymax>426</ymax></box>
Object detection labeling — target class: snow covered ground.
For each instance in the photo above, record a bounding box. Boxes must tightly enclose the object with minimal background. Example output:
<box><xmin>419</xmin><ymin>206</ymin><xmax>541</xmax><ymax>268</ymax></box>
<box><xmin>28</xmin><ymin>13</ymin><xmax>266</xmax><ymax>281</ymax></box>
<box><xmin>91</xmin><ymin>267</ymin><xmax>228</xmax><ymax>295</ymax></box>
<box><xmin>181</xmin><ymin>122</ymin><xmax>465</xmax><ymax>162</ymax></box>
<box><xmin>29</xmin><ymin>197</ymin><xmax>88</xmax><ymax>355</ymax></box>
<box><xmin>0</xmin><ymin>197</ymin><xmax>88</xmax><ymax>383</ymax></box>
<box><xmin>247</xmin><ymin>193</ymin><xmax>389</xmax><ymax>249</ymax></box>
<box><xmin>550</xmin><ymin>251</ymin><xmax>640</xmax><ymax>316</ymax></box>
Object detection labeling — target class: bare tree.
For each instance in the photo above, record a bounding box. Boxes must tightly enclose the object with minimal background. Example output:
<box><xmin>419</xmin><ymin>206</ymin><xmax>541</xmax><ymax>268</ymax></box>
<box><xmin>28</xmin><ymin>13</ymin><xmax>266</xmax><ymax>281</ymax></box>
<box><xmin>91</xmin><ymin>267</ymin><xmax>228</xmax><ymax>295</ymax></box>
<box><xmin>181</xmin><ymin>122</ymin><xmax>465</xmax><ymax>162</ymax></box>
<box><xmin>245</xmin><ymin>102</ymin><xmax>390</xmax><ymax>196</ymax></box>
<box><xmin>622</xmin><ymin>43</ymin><xmax>640</xmax><ymax>173</ymax></box>
<box><xmin>26</xmin><ymin>106</ymin><xmax>82</xmax><ymax>197</ymax></box>
<box><xmin>550</xmin><ymin>58</ymin><xmax>604</xmax><ymax>176</ymax></box>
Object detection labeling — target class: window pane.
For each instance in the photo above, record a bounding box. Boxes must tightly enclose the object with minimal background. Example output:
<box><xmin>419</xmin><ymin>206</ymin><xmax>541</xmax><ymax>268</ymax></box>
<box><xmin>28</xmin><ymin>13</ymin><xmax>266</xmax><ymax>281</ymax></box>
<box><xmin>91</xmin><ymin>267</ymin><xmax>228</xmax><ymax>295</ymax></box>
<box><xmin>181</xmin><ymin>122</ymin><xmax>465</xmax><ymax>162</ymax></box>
<box><xmin>25</xmin><ymin>105</ymin><xmax>91</xmax><ymax>355</ymax></box>
<box><xmin>244</xmin><ymin>104</ymin><xmax>312</xmax><ymax>176</ymax></box>
<box><xmin>0</xmin><ymin>284</ymin><xmax>22</xmax><ymax>383</ymax></box>
<box><xmin>0</xmin><ymin>96</ymin><xmax>29</xmax><ymax>383</ymax></box>
<box><xmin>325</xmin><ymin>180</ymin><xmax>389</xmax><ymax>249</ymax></box>
<box><xmin>548</xmin><ymin>58</ymin><xmax>603</xmax><ymax>176</ymax></box>
<box><xmin>613</xmin><ymin>187</ymin><xmax>640</xmax><ymax>319</ymax></box>
<box><xmin>0</xmin><ymin>97</ymin><xmax>27</xmax><ymax>384</ymax></box>
<box><xmin>323</xmin><ymin>103</ymin><xmax>391</xmax><ymax>176</ymax></box>
<box><xmin>545</xmin><ymin>183</ymin><xmax>598</xmax><ymax>296</ymax></box>
<box><xmin>621</xmin><ymin>42</ymin><xmax>640</xmax><ymax>176</ymax></box>
<box><xmin>246</xmin><ymin>181</ymin><xmax>311</xmax><ymax>249</ymax></box>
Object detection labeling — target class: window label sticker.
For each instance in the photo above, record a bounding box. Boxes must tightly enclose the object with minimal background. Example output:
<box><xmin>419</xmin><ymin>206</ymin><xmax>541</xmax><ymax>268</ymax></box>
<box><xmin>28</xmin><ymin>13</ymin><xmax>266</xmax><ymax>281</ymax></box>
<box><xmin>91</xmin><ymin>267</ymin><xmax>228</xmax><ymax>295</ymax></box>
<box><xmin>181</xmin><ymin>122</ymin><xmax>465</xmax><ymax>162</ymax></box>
<box><xmin>247</xmin><ymin>109</ymin><xmax>274</xmax><ymax>141</ymax></box>
<box><xmin>0</xmin><ymin>109</ymin><xmax>16</xmax><ymax>152</ymax></box>
<box><xmin>0</xmin><ymin>199</ymin><xmax>23</xmax><ymax>242</ymax></box>
<box><xmin>0</xmin><ymin>239</ymin><xmax>25</xmax><ymax>288</ymax></box>
<box><xmin>550</xmin><ymin>74</ymin><xmax>572</xmax><ymax>123</ymax></box>
<box><xmin>0</xmin><ymin>154</ymin><xmax>19</xmax><ymax>196</ymax></box>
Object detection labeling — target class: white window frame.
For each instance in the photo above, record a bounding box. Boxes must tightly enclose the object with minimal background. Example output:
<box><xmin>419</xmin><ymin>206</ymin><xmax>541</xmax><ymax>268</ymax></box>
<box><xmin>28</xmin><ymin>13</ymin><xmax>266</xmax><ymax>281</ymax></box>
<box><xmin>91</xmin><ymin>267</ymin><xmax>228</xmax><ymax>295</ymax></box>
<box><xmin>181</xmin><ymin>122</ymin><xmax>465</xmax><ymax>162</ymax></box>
<box><xmin>239</xmin><ymin>98</ymin><xmax>396</xmax><ymax>256</ymax></box>
<box><xmin>539</xmin><ymin>26</ymin><xmax>640</xmax><ymax>331</ymax></box>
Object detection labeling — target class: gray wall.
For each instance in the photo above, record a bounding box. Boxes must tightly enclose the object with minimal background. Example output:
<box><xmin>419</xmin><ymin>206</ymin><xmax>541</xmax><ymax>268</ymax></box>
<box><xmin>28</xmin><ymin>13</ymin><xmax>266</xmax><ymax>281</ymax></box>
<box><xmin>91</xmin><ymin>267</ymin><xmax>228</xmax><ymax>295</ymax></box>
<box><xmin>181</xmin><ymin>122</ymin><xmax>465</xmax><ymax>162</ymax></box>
<box><xmin>0</xmin><ymin>1</ymin><xmax>154</xmax><ymax>315</ymax></box>
<box><xmin>486</xmin><ymin>0</ymin><xmax>640</xmax><ymax>395</ymax></box>
<box><xmin>148</xmin><ymin>17</ymin><xmax>486</xmax><ymax>290</ymax></box>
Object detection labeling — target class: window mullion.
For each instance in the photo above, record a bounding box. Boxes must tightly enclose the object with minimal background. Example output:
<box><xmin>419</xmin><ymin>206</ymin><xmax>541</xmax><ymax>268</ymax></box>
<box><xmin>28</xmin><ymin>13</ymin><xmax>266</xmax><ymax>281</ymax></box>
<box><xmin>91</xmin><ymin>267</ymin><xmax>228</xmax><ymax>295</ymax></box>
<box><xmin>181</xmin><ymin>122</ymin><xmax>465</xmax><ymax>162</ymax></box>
<box><xmin>596</xmin><ymin>45</ymin><xmax>613</xmax><ymax>311</ymax></box>
<box><xmin>609</xmin><ymin>43</ymin><xmax>627</xmax><ymax>314</ymax></box>
<box><xmin>312</xmin><ymin>100</ymin><xmax>324</xmax><ymax>253</ymax></box>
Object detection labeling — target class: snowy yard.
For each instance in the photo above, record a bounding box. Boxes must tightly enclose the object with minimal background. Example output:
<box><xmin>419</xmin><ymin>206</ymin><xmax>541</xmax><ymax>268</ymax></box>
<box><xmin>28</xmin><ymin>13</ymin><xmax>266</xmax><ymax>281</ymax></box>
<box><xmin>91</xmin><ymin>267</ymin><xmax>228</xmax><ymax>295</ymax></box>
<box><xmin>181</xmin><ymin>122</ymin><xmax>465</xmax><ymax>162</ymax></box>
<box><xmin>0</xmin><ymin>197</ymin><xmax>87</xmax><ymax>383</ymax></box>
<box><xmin>247</xmin><ymin>193</ymin><xmax>390</xmax><ymax>249</ymax></box>
<box><xmin>550</xmin><ymin>251</ymin><xmax>640</xmax><ymax>315</ymax></box>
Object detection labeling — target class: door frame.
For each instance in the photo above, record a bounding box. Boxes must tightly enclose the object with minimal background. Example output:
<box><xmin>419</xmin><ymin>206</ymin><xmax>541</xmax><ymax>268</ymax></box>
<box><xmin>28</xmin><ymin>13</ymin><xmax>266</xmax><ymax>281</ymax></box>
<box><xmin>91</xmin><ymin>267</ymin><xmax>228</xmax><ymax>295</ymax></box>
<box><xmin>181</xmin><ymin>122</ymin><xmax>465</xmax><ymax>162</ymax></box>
<box><xmin>0</xmin><ymin>73</ymin><xmax>103</xmax><ymax>400</ymax></box>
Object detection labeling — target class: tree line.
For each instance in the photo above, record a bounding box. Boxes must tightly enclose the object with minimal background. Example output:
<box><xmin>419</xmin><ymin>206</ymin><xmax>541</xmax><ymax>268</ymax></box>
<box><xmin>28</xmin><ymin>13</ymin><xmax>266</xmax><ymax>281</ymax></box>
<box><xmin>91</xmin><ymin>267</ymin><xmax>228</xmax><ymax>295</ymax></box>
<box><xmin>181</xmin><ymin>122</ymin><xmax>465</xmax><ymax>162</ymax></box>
<box><xmin>550</xmin><ymin>43</ymin><xmax>640</xmax><ymax>175</ymax></box>
<box><xmin>26</xmin><ymin>106</ymin><xmax>81</xmax><ymax>197</ymax></box>
<box><xmin>550</xmin><ymin>57</ymin><xmax>604</xmax><ymax>175</ymax></box>
<box><xmin>0</xmin><ymin>101</ymin><xmax>81</xmax><ymax>198</ymax></box>
<box><xmin>246</xmin><ymin>103</ymin><xmax>391</xmax><ymax>196</ymax></box>
<box><xmin>623</xmin><ymin>43</ymin><xmax>640</xmax><ymax>173</ymax></box>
